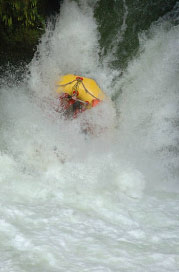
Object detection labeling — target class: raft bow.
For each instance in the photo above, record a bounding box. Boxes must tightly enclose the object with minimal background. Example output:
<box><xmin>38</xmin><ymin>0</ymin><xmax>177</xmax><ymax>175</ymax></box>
<box><xmin>56</xmin><ymin>74</ymin><xmax>106</xmax><ymax>115</ymax></box>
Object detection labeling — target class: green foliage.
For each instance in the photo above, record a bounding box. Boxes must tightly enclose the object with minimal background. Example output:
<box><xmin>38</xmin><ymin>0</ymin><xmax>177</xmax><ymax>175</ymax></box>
<box><xmin>0</xmin><ymin>0</ymin><xmax>45</xmax><ymax>29</ymax></box>
<box><xmin>0</xmin><ymin>0</ymin><xmax>46</xmax><ymax>63</ymax></box>
<box><xmin>0</xmin><ymin>0</ymin><xmax>62</xmax><ymax>63</ymax></box>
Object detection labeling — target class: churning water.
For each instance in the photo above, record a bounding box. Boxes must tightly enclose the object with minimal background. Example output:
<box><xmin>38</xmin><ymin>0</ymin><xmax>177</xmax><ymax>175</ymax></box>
<box><xmin>0</xmin><ymin>0</ymin><xmax>179</xmax><ymax>271</ymax></box>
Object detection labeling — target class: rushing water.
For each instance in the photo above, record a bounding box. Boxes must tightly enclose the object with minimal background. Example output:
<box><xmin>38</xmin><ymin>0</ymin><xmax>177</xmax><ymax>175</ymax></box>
<box><xmin>0</xmin><ymin>1</ymin><xmax>179</xmax><ymax>271</ymax></box>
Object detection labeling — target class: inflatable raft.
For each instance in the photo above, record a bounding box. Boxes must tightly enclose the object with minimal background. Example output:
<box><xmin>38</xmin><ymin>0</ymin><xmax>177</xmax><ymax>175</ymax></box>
<box><xmin>56</xmin><ymin>74</ymin><xmax>106</xmax><ymax>118</ymax></box>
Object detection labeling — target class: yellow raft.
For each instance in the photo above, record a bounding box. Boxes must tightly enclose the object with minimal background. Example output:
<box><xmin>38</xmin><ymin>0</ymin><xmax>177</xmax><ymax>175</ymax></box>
<box><xmin>56</xmin><ymin>74</ymin><xmax>106</xmax><ymax>109</ymax></box>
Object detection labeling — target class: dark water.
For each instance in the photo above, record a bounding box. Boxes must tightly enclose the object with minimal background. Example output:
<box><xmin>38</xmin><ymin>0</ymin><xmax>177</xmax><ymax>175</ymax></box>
<box><xmin>94</xmin><ymin>0</ymin><xmax>178</xmax><ymax>68</ymax></box>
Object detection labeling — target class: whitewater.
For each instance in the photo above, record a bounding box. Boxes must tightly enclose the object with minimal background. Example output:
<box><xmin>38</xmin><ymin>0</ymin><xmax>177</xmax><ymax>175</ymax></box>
<box><xmin>0</xmin><ymin>1</ymin><xmax>179</xmax><ymax>271</ymax></box>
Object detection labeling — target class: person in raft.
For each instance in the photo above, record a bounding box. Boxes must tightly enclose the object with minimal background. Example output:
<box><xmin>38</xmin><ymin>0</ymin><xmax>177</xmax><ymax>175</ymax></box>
<box><xmin>57</xmin><ymin>91</ymin><xmax>100</xmax><ymax>119</ymax></box>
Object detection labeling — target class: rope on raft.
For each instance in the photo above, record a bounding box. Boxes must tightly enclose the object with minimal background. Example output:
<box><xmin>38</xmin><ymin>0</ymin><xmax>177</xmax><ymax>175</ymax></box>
<box><xmin>81</xmin><ymin>81</ymin><xmax>100</xmax><ymax>101</ymax></box>
<box><xmin>56</xmin><ymin>77</ymin><xmax>100</xmax><ymax>101</ymax></box>
<box><xmin>56</xmin><ymin>79</ymin><xmax>76</xmax><ymax>87</ymax></box>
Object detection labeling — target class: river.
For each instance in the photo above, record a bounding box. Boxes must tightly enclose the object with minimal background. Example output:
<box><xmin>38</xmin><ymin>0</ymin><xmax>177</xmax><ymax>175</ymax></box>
<box><xmin>0</xmin><ymin>0</ymin><xmax>179</xmax><ymax>271</ymax></box>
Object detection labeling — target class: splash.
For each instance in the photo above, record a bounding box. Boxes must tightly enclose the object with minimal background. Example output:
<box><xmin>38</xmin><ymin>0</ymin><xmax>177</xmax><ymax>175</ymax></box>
<box><xmin>0</xmin><ymin>1</ymin><xmax>179</xmax><ymax>271</ymax></box>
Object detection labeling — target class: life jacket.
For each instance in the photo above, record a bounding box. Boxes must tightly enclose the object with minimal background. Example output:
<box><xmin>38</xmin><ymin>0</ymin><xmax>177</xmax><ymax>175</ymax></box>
<box><xmin>59</xmin><ymin>93</ymin><xmax>92</xmax><ymax>118</ymax></box>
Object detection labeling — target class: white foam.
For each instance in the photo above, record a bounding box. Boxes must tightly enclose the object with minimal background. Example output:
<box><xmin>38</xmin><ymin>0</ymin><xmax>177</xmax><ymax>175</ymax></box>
<box><xmin>0</xmin><ymin>1</ymin><xmax>179</xmax><ymax>271</ymax></box>
<box><xmin>115</xmin><ymin>23</ymin><xmax>179</xmax><ymax>190</ymax></box>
